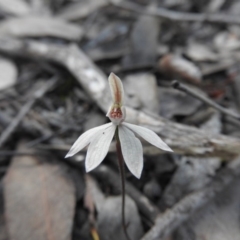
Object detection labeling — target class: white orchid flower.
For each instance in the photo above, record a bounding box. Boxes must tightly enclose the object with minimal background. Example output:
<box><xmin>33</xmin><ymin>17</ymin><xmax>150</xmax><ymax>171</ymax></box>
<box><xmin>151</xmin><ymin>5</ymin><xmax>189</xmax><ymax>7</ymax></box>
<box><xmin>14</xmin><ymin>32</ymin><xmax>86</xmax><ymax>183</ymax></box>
<box><xmin>65</xmin><ymin>73</ymin><xmax>172</xmax><ymax>178</ymax></box>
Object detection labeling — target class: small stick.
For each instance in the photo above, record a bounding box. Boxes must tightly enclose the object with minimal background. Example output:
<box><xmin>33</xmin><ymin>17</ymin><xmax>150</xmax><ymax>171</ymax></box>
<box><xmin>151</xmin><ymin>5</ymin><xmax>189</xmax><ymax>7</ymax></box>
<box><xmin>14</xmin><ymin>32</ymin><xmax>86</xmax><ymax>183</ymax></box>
<box><xmin>172</xmin><ymin>80</ymin><xmax>240</xmax><ymax>121</ymax></box>
<box><xmin>0</xmin><ymin>77</ymin><xmax>57</xmax><ymax>147</ymax></box>
<box><xmin>116</xmin><ymin>129</ymin><xmax>132</xmax><ymax>240</ymax></box>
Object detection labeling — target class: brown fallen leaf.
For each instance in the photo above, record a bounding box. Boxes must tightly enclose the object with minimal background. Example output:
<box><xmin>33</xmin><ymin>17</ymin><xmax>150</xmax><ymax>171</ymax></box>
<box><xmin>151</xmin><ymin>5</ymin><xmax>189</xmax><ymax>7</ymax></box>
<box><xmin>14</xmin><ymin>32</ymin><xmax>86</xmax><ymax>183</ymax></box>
<box><xmin>4</xmin><ymin>142</ymin><xmax>76</xmax><ymax>240</ymax></box>
<box><xmin>159</xmin><ymin>54</ymin><xmax>202</xmax><ymax>85</ymax></box>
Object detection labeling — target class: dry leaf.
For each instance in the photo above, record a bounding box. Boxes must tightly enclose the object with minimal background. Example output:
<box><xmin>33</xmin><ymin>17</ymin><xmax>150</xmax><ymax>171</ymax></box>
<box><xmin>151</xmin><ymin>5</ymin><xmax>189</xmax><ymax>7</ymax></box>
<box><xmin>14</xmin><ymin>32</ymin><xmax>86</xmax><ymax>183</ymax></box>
<box><xmin>4</xmin><ymin>142</ymin><xmax>76</xmax><ymax>240</ymax></box>
<box><xmin>122</xmin><ymin>15</ymin><xmax>159</xmax><ymax>69</ymax></box>
<box><xmin>159</xmin><ymin>54</ymin><xmax>202</xmax><ymax>84</ymax></box>
<box><xmin>159</xmin><ymin>87</ymin><xmax>202</xmax><ymax>118</ymax></box>
<box><xmin>0</xmin><ymin>16</ymin><xmax>83</xmax><ymax>41</ymax></box>
<box><xmin>0</xmin><ymin>0</ymin><xmax>31</xmax><ymax>16</ymax></box>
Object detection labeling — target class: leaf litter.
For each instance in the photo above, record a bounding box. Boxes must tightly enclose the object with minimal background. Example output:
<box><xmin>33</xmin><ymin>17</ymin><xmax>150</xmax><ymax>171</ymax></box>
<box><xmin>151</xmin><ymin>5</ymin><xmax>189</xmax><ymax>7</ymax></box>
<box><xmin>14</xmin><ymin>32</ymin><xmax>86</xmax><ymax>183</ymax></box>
<box><xmin>0</xmin><ymin>0</ymin><xmax>240</xmax><ymax>240</ymax></box>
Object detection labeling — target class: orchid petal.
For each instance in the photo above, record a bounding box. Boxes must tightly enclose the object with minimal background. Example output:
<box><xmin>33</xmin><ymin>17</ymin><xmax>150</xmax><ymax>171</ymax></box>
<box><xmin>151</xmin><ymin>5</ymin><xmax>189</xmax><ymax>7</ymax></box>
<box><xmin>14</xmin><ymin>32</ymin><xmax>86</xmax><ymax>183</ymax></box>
<box><xmin>108</xmin><ymin>72</ymin><xmax>124</xmax><ymax>104</ymax></box>
<box><xmin>65</xmin><ymin>123</ymin><xmax>112</xmax><ymax>158</ymax></box>
<box><xmin>122</xmin><ymin>122</ymin><xmax>173</xmax><ymax>152</ymax></box>
<box><xmin>119</xmin><ymin>125</ymin><xmax>143</xmax><ymax>179</ymax></box>
<box><xmin>85</xmin><ymin>124</ymin><xmax>116</xmax><ymax>172</ymax></box>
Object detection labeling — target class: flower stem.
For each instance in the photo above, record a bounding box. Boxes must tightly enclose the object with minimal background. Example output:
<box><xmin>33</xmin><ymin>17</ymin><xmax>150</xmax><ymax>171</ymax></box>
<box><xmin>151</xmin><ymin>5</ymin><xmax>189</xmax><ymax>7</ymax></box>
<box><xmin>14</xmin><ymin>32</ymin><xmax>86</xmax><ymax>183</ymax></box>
<box><xmin>116</xmin><ymin>129</ymin><xmax>132</xmax><ymax>240</ymax></box>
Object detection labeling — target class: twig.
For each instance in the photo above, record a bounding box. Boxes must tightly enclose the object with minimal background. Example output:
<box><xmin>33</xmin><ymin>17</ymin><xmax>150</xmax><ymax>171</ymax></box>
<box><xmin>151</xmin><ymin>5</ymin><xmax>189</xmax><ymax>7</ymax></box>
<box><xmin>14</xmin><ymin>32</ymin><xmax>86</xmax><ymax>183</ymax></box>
<box><xmin>172</xmin><ymin>80</ymin><xmax>240</xmax><ymax>121</ymax></box>
<box><xmin>0</xmin><ymin>38</ymin><xmax>240</xmax><ymax>157</ymax></box>
<box><xmin>91</xmin><ymin>165</ymin><xmax>159</xmax><ymax>224</ymax></box>
<box><xmin>111</xmin><ymin>1</ymin><xmax>240</xmax><ymax>25</ymax></box>
<box><xmin>0</xmin><ymin>77</ymin><xmax>57</xmax><ymax>147</ymax></box>
<box><xmin>140</xmin><ymin>155</ymin><xmax>240</xmax><ymax>240</ymax></box>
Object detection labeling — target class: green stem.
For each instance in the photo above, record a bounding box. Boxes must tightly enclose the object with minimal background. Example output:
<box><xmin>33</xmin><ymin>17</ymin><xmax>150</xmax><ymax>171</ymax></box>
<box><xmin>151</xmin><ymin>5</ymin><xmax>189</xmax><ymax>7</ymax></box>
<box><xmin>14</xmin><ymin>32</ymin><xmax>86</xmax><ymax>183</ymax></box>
<box><xmin>115</xmin><ymin>128</ymin><xmax>132</xmax><ymax>240</ymax></box>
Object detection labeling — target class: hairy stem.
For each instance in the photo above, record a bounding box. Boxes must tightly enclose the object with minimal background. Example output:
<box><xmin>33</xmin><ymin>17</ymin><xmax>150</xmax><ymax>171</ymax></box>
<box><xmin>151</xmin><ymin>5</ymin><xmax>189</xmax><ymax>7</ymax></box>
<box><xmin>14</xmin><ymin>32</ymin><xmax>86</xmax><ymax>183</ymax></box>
<box><xmin>116</xmin><ymin>129</ymin><xmax>132</xmax><ymax>240</ymax></box>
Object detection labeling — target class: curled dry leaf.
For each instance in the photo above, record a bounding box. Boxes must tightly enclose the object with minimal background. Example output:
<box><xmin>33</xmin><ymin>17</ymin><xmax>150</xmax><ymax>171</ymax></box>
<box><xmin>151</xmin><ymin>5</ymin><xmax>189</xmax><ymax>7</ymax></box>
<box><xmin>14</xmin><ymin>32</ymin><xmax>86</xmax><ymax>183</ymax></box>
<box><xmin>159</xmin><ymin>54</ymin><xmax>202</xmax><ymax>84</ymax></box>
<box><xmin>4</xmin><ymin>142</ymin><xmax>76</xmax><ymax>240</ymax></box>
